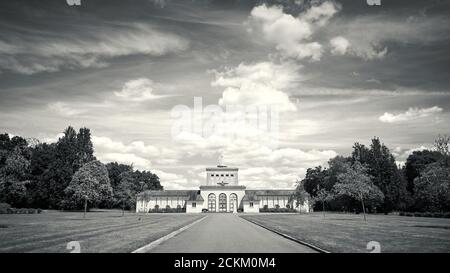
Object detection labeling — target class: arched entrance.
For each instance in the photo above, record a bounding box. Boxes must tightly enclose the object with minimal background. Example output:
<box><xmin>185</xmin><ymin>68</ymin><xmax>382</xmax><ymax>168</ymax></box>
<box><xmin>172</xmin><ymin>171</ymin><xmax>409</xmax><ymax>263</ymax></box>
<box><xmin>229</xmin><ymin>193</ymin><xmax>237</xmax><ymax>213</ymax></box>
<box><xmin>208</xmin><ymin>193</ymin><xmax>216</xmax><ymax>212</ymax></box>
<box><xmin>219</xmin><ymin>193</ymin><xmax>227</xmax><ymax>212</ymax></box>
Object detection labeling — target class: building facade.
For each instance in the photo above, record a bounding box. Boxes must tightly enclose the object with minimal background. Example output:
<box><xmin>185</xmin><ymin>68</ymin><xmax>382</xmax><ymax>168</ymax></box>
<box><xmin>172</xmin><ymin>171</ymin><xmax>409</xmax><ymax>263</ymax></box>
<box><xmin>136</xmin><ymin>165</ymin><xmax>310</xmax><ymax>213</ymax></box>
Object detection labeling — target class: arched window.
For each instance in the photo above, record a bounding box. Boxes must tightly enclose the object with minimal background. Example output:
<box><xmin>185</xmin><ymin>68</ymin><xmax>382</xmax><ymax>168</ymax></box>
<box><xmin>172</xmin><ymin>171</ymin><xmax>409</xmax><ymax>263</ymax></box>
<box><xmin>229</xmin><ymin>193</ymin><xmax>237</xmax><ymax>213</ymax></box>
<box><xmin>219</xmin><ymin>193</ymin><xmax>227</xmax><ymax>212</ymax></box>
<box><xmin>208</xmin><ymin>193</ymin><xmax>216</xmax><ymax>212</ymax></box>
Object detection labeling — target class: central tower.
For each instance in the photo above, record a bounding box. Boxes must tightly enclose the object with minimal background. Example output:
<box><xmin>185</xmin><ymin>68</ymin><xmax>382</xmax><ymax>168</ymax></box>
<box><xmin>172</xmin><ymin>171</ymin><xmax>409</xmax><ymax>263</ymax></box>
<box><xmin>205</xmin><ymin>165</ymin><xmax>239</xmax><ymax>186</ymax></box>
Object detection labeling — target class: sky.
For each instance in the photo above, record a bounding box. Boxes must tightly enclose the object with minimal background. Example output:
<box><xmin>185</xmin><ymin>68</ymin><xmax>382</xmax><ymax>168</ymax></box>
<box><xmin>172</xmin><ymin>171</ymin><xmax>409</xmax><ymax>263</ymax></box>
<box><xmin>1</xmin><ymin>0</ymin><xmax>449</xmax><ymax>190</ymax></box>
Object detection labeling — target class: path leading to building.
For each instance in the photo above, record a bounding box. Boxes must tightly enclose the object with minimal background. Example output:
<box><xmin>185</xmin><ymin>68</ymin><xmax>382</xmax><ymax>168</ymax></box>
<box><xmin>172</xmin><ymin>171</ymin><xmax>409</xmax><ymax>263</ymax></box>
<box><xmin>148</xmin><ymin>214</ymin><xmax>317</xmax><ymax>253</ymax></box>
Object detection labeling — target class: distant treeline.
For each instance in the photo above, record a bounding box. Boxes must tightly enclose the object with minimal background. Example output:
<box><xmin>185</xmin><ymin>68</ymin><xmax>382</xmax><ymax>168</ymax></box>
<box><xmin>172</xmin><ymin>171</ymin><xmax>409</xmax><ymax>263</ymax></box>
<box><xmin>296</xmin><ymin>136</ymin><xmax>450</xmax><ymax>214</ymax></box>
<box><xmin>0</xmin><ymin>126</ymin><xmax>162</xmax><ymax>210</ymax></box>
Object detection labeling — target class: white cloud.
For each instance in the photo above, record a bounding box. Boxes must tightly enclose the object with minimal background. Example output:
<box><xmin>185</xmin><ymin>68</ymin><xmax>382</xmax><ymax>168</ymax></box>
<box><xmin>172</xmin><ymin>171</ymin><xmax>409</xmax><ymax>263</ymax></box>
<box><xmin>211</xmin><ymin>61</ymin><xmax>301</xmax><ymax>111</ymax></box>
<box><xmin>379</xmin><ymin>106</ymin><xmax>443</xmax><ymax>123</ymax></box>
<box><xmin>392</xmin><ymin>145</ymin><xmax>431</xmax><ymax>166</ymax></box>
<box><xmin>114</xmin><ymin>78</ymin><xmax>162</xmax><ymax>101</ymax></box>
<box><xmin>0</xmin><ymin>23</ymin><xmax>189</xmax><ymax>74</ymax></box>
<box><xmin>247</xmin><ymin>2</ymin><xmax>339</xmax><ymax>61</ymax></box>
<box><xmin>96</xmin><ymin>152</ymin><xmax>152</xmax><ymax>171</ymax></box>
<box><xmin>92</xmin><ymin>136</ymin><xmax>164</xmax><ymax>159</ymax></box>
<box><xmin>48</xmin><ymin>102</ymin><xmax>85</xmax><ymax>117</ymax></box>
<box><xmin>330</xmin><ymin>36</ymin><xmax>350</xmax><ymax>55</ymax></box>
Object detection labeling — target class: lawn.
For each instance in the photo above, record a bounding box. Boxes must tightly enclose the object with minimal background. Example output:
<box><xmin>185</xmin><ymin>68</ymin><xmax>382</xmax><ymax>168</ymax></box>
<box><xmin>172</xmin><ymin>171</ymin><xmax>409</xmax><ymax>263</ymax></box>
<box><xmin>241</xmin><ymin>213</ymin><xmax>450</xmax><ymax>253</ymax></box>
<box><xmin>0</xmin><ymin>210</ymin><xmax>203</xmax><ymax>253</ymax></box>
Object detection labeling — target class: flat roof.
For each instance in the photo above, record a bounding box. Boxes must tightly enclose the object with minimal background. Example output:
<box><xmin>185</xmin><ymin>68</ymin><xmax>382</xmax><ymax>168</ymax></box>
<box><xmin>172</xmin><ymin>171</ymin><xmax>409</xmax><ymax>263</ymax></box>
<box><xmin>206</xmin><ymin>167</ymin><xmax>239</xmax><ymax>171</ymax></box>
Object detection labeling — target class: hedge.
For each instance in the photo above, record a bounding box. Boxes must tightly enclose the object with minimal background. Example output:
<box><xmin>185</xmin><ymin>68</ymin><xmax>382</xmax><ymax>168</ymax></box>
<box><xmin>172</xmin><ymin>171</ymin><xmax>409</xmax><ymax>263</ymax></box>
<box><xmin>259</xmin><ymin>208</ymin><xmax>297</xmax><ymax>213</ymax></box>
<box><xmin>0</xmin><ymin>203</ymin><xmax>42</xmax><ymax>214</ymax></box>
<box><xmin>399</xmin><ymin>211</ymin><xmax>450</xmax><ymax>218</ymax></box>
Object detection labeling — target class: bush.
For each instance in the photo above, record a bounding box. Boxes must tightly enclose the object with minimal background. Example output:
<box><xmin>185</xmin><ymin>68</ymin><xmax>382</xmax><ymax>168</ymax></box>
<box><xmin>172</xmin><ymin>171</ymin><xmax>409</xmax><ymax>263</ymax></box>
<box><xmin>149</xmin><ymin>207</ymin><xmax>185</xmax><ymax>213</ymax></box>
<box><xmin>259</xmin><ymin>207</ymin><xmax>296</xmax><ymax>213</ymax></box>
<box><xmin>0</xmin><ymin>203</ymin><xmax>11</xmax><ymax>214</ymax></box>
<box><xmin>400</xmin><ymin>211</ymin><xmax>450</xmax><ymax>218</ymax></box>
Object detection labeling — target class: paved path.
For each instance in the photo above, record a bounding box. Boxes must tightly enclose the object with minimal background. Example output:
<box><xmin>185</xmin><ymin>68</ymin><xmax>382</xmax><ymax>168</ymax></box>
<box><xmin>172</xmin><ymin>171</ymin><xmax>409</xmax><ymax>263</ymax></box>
<box><xmin>149</xmin><ymin>214</ymin><xmax>317</xmax><ymax>253</ymax></box>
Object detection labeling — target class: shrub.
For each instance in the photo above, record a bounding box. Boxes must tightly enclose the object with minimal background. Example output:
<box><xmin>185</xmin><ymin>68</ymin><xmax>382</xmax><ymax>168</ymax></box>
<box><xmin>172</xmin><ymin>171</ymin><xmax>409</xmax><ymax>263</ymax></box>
<box><xmin>0</xmin><ymin>203</ymin><xmax>11</xmax><ymax>214</ymax></box>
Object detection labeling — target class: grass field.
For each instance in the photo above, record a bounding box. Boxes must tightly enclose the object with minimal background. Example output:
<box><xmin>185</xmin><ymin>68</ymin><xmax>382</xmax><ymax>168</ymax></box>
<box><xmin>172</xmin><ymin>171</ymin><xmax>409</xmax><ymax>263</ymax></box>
<box><xmin>0</xmin><ymin>210</ymin><xmax>203</xmax><ymax>253</ymax></box>
<box><xmin>241</xmin><ymin>213</ymin><xmax>450</xmax><ymax>253</ymax></box>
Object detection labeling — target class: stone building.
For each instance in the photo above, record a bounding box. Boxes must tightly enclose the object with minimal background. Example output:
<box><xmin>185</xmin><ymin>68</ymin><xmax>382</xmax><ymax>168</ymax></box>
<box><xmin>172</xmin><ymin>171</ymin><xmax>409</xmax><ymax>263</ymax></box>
<box><xmin>136</xmin><ymin>165</ymin><xmax>310</xmax><ymax>213</ymax></box>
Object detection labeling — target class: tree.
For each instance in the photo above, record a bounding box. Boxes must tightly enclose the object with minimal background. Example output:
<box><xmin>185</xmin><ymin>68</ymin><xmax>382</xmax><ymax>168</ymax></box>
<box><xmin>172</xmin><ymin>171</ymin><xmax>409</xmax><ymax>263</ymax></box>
<box><xmin>294</xmin><ymin>179</ymin><xmax>310</xmax><ymax>212</ymax></box>
<box><xmin>434</xmin><ymin>135</ymin><xmax>450</xmax><ymax>157</ymax></box>
<box><xmin>0</xmin><ymin>149</ymin><xmax>31</xmax><ymax>207</ymax></box>
<box><xmin>352</xmin><ymin>137</ymin><xmax>408</xmax><ymax>213</ymax></box>
<box><xmin>413</xmin><ymin>163</ymin><xmax>450</xmax><ymax>212</ymax></box>
<box><xmin>334</xmin><ymin>162</ymin><xmax>384</xmax><ymax>221</ymax></box>
<box><xmin>302</xmin><ymin>166</ymin><xmax>326</xmax><ymax>196</ymax></box>
<box><xmin>404</xmin><ymin>150</ymin><xmax>443</xmax><ymax>194</ymax></box>
<box><xmin>313</xmin><ymin>186</ymin><xmax>334</xmax><ymax>217</ymax></box>
<box><xmin>63</xmin><ymin>160</ymin><xmax>113</xmax><ymax>215</ymax></box>
<box><xmin>115</xmin><ymin>172</ymin><xmax>135</xmax><ymax>215</ymax></box>
<box><xmin>106</xmin><ymin>162</ymin><xmax>133</xmax><ymax>189</ymax></box>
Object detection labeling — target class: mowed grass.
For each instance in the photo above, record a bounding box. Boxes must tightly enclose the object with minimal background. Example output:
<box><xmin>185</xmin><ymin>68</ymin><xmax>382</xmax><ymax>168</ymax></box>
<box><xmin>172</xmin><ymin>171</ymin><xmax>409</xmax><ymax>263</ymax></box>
<box><xmin>241</xmin><ymin>213</ymin><xmax>450</xmax><ymax>253</ymax></box>
<box><xmin>0</xmin><ymin>210</ymin><xmax>203</xmax><ymax>253</ymax></box>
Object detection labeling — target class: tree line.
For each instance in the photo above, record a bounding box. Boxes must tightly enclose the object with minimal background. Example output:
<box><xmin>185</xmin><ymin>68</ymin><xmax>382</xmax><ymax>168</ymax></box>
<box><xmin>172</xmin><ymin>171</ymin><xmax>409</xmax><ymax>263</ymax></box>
<box><xmin>295</xmin><ymin>136</ymin><xmax>450</xmax><ymax>216</ymax></box>
<box><xmin>0</xmin><ymin>126</ymin><xmax>162</xmax><ymax>211</ymax></box>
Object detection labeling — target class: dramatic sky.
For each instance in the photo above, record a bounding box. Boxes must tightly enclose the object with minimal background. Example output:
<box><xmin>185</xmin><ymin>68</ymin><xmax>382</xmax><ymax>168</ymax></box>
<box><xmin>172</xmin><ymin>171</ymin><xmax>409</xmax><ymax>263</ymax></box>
<box><xmin>1</xmin><ymin>0</ymin><xmax>450</xmax><ymax>189</ymax></box>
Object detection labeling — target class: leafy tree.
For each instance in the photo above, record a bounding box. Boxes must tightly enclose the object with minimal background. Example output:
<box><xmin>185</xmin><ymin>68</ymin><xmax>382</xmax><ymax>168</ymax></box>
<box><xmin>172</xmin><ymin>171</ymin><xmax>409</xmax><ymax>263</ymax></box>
<box><xmin>434</xmin><ymin>135</ymin><xmax>449</xmax><ymax>157</ymax></box>
<box><xmin>0</xmin><ymin>150</ymin><xmax>30</xmax><ymax>207</ymax></box>
<box><xmin>115</xmin><ymin>172</ymin><xmax>135</xmax><ymax>214</ymax></box>
<box><xmin>293</xmin><ymin>179</ymin><xmax>310</xmax><ymax>212</ymax></box>
<box><xmin>313</xmin><ymin>187</ymin><xmax>334</xmax><ymax>217</ymax></box>
<box><xmin>404</xmin><ymin>150</ymin><xmax>443</xmax><ymax>194</ymax></box>
<box><xmin>413</xmin><ymin>163</ymin><xmax>450</xmax><ymax>212</ymax></box>
<box><xmin>334</xmin><ymin>162</ymin><xmax>384</xmax><ymax>221</ymax></box>
<box><xmin>63</xmin><ymin>160</ymin><xmax>113</xmax><ymax>215</ymax></box>
<box><xmin>302</xmin><ymin>166</ymin><xmax>326</xmax><ymax>197</ymax></box>
<box><xmin>352</xmin><ymin>138</ymin><xmax>409</xmax><ymax>213</ymax></box>
<box><xmin>106</xmin><ymin>162</ymin><xmax>133</xmax><ymax>189</ymax></box>
<box><xmin>76</xmin><ymin>127</ymin><xmax>95</xmax><ymax>166</ymax></box>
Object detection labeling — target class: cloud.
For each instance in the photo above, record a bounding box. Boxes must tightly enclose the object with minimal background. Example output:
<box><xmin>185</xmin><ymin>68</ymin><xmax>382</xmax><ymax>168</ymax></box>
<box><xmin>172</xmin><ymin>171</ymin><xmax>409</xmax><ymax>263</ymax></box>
<box><xmin>392</xmin><ymin>145</ymin><xmax>431</xmax><ymax>166</ymax></box>
<box><xmin>93</xmin><ymin>136</ymin><xmax>164</xmax><ymax>158</ymax></box>
<box><xmin>211</xmin><ymin>61</ymin><xmax>301</xmax><ymax>111</ymax></box>
<box><xmin>327</xmin><ymin>15</ymin><xmax>450</xmax><ymax>60</ymax></box>
<box><xmin>330</xmin><ymin>36</ymin><xmax>350</xmax><ymax>55</ymax></box>
<box><xmin>247</xmin><ymin>2</ymin><xmax>339</xmax><ymax>61</ymax></box>
<box><xmin>96</xmin><ymin>152</ymin><xmax>152</xmax><ymax>171</ymax></box>
<box><xmin>48</xmin><ymin>102</ymin><xmax>85</xmax><ymax>117</ymax></box>
<box><xmin>379</xmin><ymin>106</ymin><xmax>443</xmax><ymax>123</ymax></box>
<box><xmin>114</xmin><ymin>78</ymin><xmax>162</xmax><ymax>101</ymax></box>
<box><xmin>0</xmin><ymin>23</ymin><xmax>189</xmax><ymax>74</ymax></box>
